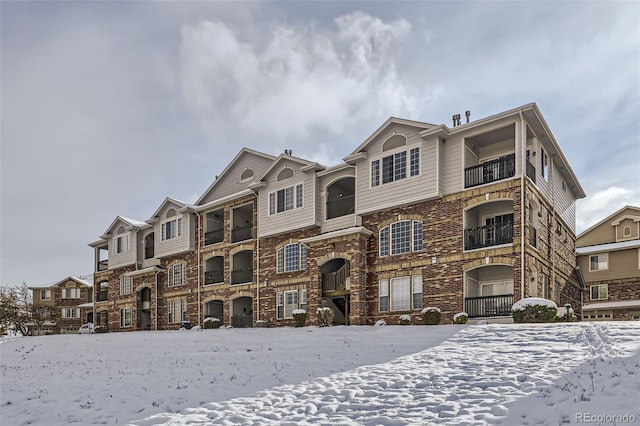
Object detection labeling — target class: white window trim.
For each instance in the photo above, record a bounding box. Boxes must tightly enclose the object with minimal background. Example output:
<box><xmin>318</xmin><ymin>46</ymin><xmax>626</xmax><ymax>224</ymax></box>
<box><xmin>168</xmin><ymin>263</ymin><xmax>187</xmax><ymax>287</ymax></box>
<box><xmin>590</xmin><ymin>284</ymin><xmax>608</xmax><ymax>301</ymax></box>
<box><xmin>161</xmin><ymin>218</ymin><xmax>183</xmax><ymax>241</ymax></box>
<box><xmin>114</xmin><ymin>234</ymin><xmax>129</xmax><ymax>254</ymax></box>
<box><xmin>379</xmin><ymin>279</ymin><xmax>389</xmax><ymax>312</ymax></box>
<box><xmin>369</xmin><ymin>145</ymin><xmax>421</xmax><ymax>188</ymax></box>
<box><xmin>62</xmin><ymin>308</ymin><xmax>80</xmax><ymax>319</ymax></box>
<box><xmin>119</xmin><ymin>276</ymin><xmax>133</xmax><ymax>295</ymax></box>
<box><xmin>589</xmin><ymin>253</ymin><xmax>609</xmax><ymax>272</ymax></box>
<box><xmin>379</xmin><ymin>220</ymin><xmax>423</xmax><ymax>257</ymax></box>
<box><xmin>168</xmin><ymin>299</ymin><xmax>187</xmax><ymax>324</ymax></box>
<box><xmin>61</xmin><ymin>288</ymin><xmax>81</xmax><ymax>299</ymax></box>
<box><xmin>40</xmin><ymin>289</ymin><xmax>51</xmax><ymax>300</ymax></box>
<box><xmin>276</xmin><ymin>243</ymin><xmax>308</xmax><ymax>273</ymax></box>
<box><xmin>268</xmin><ymin>184</ymin><xmax>304</xmax><ymax>216</ymax></box>
<box><xmin>120</xmin><ymin>307</ymin><xmax>132</xmax><ymax>327</ymax></box>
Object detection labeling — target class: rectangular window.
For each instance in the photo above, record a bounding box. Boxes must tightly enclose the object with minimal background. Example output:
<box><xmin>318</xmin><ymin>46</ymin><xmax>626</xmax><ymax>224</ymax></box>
<box><xmin>119</xmin><ymin>276</ymin><xmax>132</xmax><ymax>295</ymax></box>
<box><xmin>300</xmin><ymin>244</ymin><xmax>308</xmax><ymax>270</ymax></box>
<box><xmin>379</xmin><ymin>227</ymin><xmax>389</xmax><ymax>257</ymax></box>
<box><xmin>62</xmin><ymin>308</ymin><xmax>79</xmax><ymax>319</ymax></box>
<box><xmin>390</xmin><ymin>277</ymin><xmax>411</xmax><ymax>311</ymax></box>
<box><xmin>276</xmin><ymin>292</ymin><xmax>284</xmax><ymax>319</ymax></box>
<box><xmin>379</xmin><ymin>279</ymin><xmax>389</xmax><ymax>312</ymax></box>
<box><xmin>373</xmin><ymin>149</ymin><xmax>417</xmax><ymax>186</ymax></box>
<box><xmin>299</xmin><ymin>289</ymin><xmax>307</xmax><ymax>311</ymax></box>
<box><xmin>541</xmin><ymin>147</ymin><xmax>549</xmax><ymax>180</ymax></box>
<box><xmin>371</xmin><ymin>160</ymin><xmax>380</xmax><ymax>187</ymax></box>
<box><xmin>412</xmin><ymin>275</ymin><xmax>423</xmax><ymax>310</ymax></box>
<box><xmin>589</xmin><ymin>253</ymin><xmax>608</xmax><ymax>271</ymax></box>
<box><xmin>168</xmin><ymin>264</ymin><xmax>187</xmax><ymax>287</ymax></box>
<box><xmin>40</xmin><ymin>289</ymin><xmax>51</xmax><ymax>300</ymax></box>
<box><xmin>284</xmin><ymin>290</ymin><xmax>298</xmax><ymax>318</ymax></box>
<box><xmin>120</xmin><ymin>307</ymin><xmax>132</xmax><ymax>327</ymax></box>
<box><xmin>541</xmin><ymin>274</ymin><xmax>549</xmax><ymax>299</ymax></box>
<box><xmin>390</xmin><ymin>221</ymin><xmax>411</xmax><ymax>255</ymax></box>
<box><xmin>115</xmin><ymin>235</ymin><xmax>129</xmax><ymax>253</ymax></box>
<box><xmin>269</xmin><ymin>185</ymin><xmax>303</xmax><ymax>215</ymax></box>
<box><xmin>168</xmin><ymin>299</ymin><xmax>187</xmax><ymax>324</ymax></box>
<box><xmin>162</xmin><ymin>218</ymin><xmax>182</xmax><ymax>241</ymax></box>
<box><xmin>410</xmin><ymin>147</ymin><xmax>420</xmax><ymax>177</ymax></box>
<box><xmin>412</xmin><ymin>221</ymin><xmax>423</xmax><ymax>252</ymax></box>
<box><xmin>277</xmin><ymin>243</ymin><xmax>307</xmax><ymax>273</ymax></box>
<box><xmin>590</xmin><ymin>284</ymin><xmax>608</xmax><ymax>301</ymax></box>
<box><xmin>62</xmin><ymin>288</ymin><xmax>80</xmax><ymax>299</ymax></box>
<box><xmin>295</xmin><ymin>184</ymin><xmax>303</xmax><ymax>208</ymax></box>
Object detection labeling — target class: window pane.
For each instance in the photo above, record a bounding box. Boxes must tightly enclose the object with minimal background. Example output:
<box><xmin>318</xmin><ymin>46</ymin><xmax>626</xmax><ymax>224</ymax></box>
<box><xmin>277</xmin><ymin>189</ymin><xmax>286</xmax><ymax>213</ymax></box>
<box><xmin>391</xmin><ymin>221</ymin><xmax>411</xmax><ymax>255</ymax></box>
<box><xmin>379</xmin><ymin>279</ymin><xmax>389</xmax><ymax>312</ymax></box>
<box><xmin>300</xmin><ymin>244</ymin><xmax>308</xmax><ymax>270</ymax></box>
<box><xmin>284</xmin><ymin>291</ymin><xmax>298</xmax><ymax>318</ymax></box>
<box><xmin>379</xmin><ymin>227</ymin><xmax>389</xmax><ymax>257</ymax></box>
<box><xmin>371</xmin><ymin>160</ymin><xmax>380</xmax><ymax>187</ymax></box>
<box><xmin>269</xmin><ymin>193</ymin><xmax>276</xmax><ymax>215</ymax></box>
<box><xmin>410</xmin><ymin>147</ymin><xmax>420</xmax><ymax>176</ymax></box>
<box><xmin>390</xmin><ymin>277</ymin><xmax>410</xmax><ymax>311</ymax></box>
<box><xmin>394</xmin><ymin>151</ymin><xmax>406</xmax><ymax>181</ymax></box>
<box><xmin>413</xmin><ymin>221</ymin><xmax>423</xmax><ymax>251</ymax></box>
<box><xmin>276</xmin><ymin>248</ymin><xmax>284</xmax><ymax>273</ymax></box>
<box><xmin>382</xmin><ymin>155</ymin><xmax>394</xmax><ymax>184</ymax></box>
<box><xmin>296</xmin><ymin>185</ymin><xmax>303</xmax><ymax>208</ymax></box>
<box><xmin>284</xmin><ymin>187</ymin><xmax>294</xmax><ymax>211</ymax></box>
<box><xmin>285</xmin><ymin>244</ymin><xmax>299</xmax><ymax>272</ymax></box>
<box><xmin>412</xmin><ymin>276</ymin><xmax>423</xmax><ymax>310</ymax></box>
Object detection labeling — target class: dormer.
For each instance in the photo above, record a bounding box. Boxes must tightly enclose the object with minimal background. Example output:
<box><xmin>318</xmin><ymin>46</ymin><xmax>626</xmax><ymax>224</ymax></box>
<box><xmin>611</xmin><ymin>214</ymin><xmax>640</xmax><ymax>242</ymax></box>
<box><xmin>95</xmin><ymin>216</ymin><xmax>148</xmax><ymax>270</ymax></box>
<box><xmin>146</xmin><ymin>198</ymin><xmax>195</xmax><ymax>259</ymax></box>
<box><xmin>256</xmin><ymin>152</ymin><xmax>325</xmax><ymax>237</ymax></box>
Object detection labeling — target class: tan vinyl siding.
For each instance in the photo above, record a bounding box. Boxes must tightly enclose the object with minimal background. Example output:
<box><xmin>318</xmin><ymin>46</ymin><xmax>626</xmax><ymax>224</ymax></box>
<box><xmin>356</xmin><ymin>124</ymin><xmax>438</xmax><ymax>214</ymax></box>
<box><xmin>440</xmin><ymin>135</ymin><xmax>463</xmax><ymax>194</ymax></box>
<box><xmin>616</xmin><ymin>217</ymin><xmax>640</xmax><ymax>242</ymax></box>
<box><xmin>200</xmin><ymin>154</ymin><xmax>274</xmax><ymax>204</ymax></box>
<box><xmin>155</xmin><ymin>209</ymin><xmax>194</xmax><ymax>259</ymax></box>
<box><xmin>579</xmin><ymin>249</ymin><xmax>639</xmax><ymax>282</ymax></box>
<box><xmin>319</xmin><ymin>166</ymin><xmax>356</xmax><ymax>231</ymax></box>
<box><xmin>109</xmin><ymin>227</ymin><xmax>137</xmax><ymax>269</ymax></box>
<box><xmin>258</xmin><ymin>159</ymin><xmax>317</xmax><ymax>237</ymax></box>
<box><xmin>577</xmin><ymin>208</ymin><xmax>640</xmax><ymax>247</ymax></box>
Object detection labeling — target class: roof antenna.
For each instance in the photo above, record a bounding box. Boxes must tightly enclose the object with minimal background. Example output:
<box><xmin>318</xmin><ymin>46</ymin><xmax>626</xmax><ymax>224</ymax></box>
<box><xmin>452</xmin><ymin>114</ymin><xmax>461</xmax><ymax>127</ymax></box>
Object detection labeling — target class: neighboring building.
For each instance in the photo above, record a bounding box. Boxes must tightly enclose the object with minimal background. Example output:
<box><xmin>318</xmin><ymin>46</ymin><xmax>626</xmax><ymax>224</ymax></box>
<box><xmin>90</xmin><ymin>103</ymin><xmax>586</xmax><ymax>330</ymax></box>
<box><xmin>577</xmin><ymin>206</ymin><xmax>640</xmax><ymax>321</ymax></box>
<box><xmin>27</xmin><ymin>276</ymin><xmax>93</xmax><ymax>335</ymax></box>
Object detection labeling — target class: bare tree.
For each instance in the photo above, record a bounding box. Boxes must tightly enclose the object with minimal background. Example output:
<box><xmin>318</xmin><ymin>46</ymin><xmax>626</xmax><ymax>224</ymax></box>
<box><xmin>0</xmin><ymin>283</ymin><xmax>33</xmax><ymax>336</ymax></box>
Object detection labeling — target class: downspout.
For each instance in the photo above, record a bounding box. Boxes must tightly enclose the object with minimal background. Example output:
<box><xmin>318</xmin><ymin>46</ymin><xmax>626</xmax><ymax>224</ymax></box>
<box><xmin>550</xmin><ymin>156</ymin><xmax>556</xmax><ymax>300</ymax></box>
<box><xmin>519</xmin><ymin>110</ymin><xmax>526</xmax><ymax>301</ymax></box>
<box><xmin>196</xmin><ymin>210</ymin><xmax>202</xmax><ymax>327</ymax></box>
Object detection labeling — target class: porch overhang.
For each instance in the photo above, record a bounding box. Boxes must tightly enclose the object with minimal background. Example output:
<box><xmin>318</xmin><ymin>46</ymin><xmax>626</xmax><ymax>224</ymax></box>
<box><xmin>124</xmin><ymin>266</ymin><xmax>164</xmax><ymax>277</ymax></box>
<box><xmin>583</xmin><ymin>300</ymin><xmax>640</xmax><ymax>311</ymax></box>
<box><xmin>300</xmin><ymin>226</ymin><xmax>373</xmax><ymax>244</ymax></box>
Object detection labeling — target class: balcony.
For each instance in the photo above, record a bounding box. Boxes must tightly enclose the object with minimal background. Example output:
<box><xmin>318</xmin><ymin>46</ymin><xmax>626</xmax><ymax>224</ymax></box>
<box><xmin>204</xmin><ymin>270</ymin><xmax>224</xmax><ymax>285</ymax></box>
<box><xmin>231</xmin><ymin>225</ymin><xmax>253</xmax><ymax>243</ymax></box>
<box><xmin>464</xmin><ymin>294</ymin><xmax>514</xmax><ymax>318</ymax></box>
<box><xmin>526</xmin><ymin>160</ymin><xmax>536</xmax><ymax>183</ymax></box>
<box><xmin>97</xmin><ymin>260</ymin><xmax>108</xmax><ymax>272</ymax></box>
<box><xmin>464</xmin><ymin>221</ymin><xmax>513</xmax><ymax>250</ymax></box>
<box><xmin>144</xmin><ymin>246</ymin><xmax>154</xmax><ymax>260</ymax></box>
<box><xmin>205</xmin><ymin>230</ymin><xmax>224</xmax><ymax>246</ymax></box>
<box><xmin>231</xmin><ymin>268</ymin><xmax>253</xmax><ymax>285</ymax></box>
<box><xmin>326</xmin><ymin>195</ymin><xmax>355</xmax><ymax>220</ymax></box>
<box><xmin>464</xmin><ymin>154</ymin><xmax>516</xmax><ymax>188</ymax></box>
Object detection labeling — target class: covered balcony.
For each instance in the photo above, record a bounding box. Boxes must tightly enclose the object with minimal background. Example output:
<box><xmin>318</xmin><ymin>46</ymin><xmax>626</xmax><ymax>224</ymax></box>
<box><xmin>205</xmin><ymin>209</ymin><xmax>224</xmax><ymax>246</ymax></box>
<box><xmin>326</xmin><ymin>177</ymin><xmax>355</xmax><ymax>220</ymax></box>
<box><xmin>322</xmin><ymin>259</ymin><xmax>350</xmax><ymax>294</ymax></box>
<box><xmin>464</xmin><ymin>200</ymin><xmax>514</xmax><ymax>250</ymax></box>
<box><xmin>464</xmin><ymin>265</ymin><xmax>514</xmax><ymax>318</ymax></box>
<box><xmin>96</xmin><ymin>244</ymin><xmax>108</xmax><ymax>272</ymax></box>
<box><xmin>144</xmin><ymin>232</ymin><xmax>155</xmax><ymax>259</ymax></box>
<box><xmin>231</xmin><ymin>204</ymin><xmax>254</xmax><ymax>243</ymax></box>
<box><xmin>204</xmin><ymin>256</ymin><xmax>224</xmax><ymax>285</ymax></box>
<box><xmin>464</xmin><ymin>125</ymin><xmax>516</xmax><ymax>188</ymax></box>
<box><xmin>96</xmin><ymin>281</ymin><xmax>109</xmax><ymax>302</ymax></box>
<box><xmin>231</xmin><ymin>250</ymin><xmax>253</xmax><ymax>285</ymax></box>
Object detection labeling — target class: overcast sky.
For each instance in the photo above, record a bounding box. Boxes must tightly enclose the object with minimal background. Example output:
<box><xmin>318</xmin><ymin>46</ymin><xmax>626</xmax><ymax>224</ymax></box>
<box><xmin>1</xmin><ymin>1</ymin><xmax>639</xmax><ymax>286</ymax></box>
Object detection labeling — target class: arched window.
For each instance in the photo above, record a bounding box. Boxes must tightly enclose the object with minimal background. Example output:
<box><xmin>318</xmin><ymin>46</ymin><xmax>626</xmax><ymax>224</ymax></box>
<box><xmin>382</xmin><ymin>134</ymin><xmax>407</xmax><ymax>152</ymax></box>
<box><xmin>277</xmin><ymin>167</ymin><xmax>294</xmax><ymax>182</ymax></box>
<box><xmin>241</xmin><ymin>169</ymin><xmax>254</xmax><ymax>181</ymax></box>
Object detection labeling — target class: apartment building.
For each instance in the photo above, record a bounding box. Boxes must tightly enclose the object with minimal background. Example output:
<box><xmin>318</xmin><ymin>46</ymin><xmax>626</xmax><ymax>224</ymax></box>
<box><xmin>577</xmin><ymin>206</ymin><xmax>640</xmax><ymax>321</ymax></box>
<box><xmin>89</xmin><ymin>103</ymin><xmax>585</xmax><ymax>330</ymax></box>
<box><xmin>27</xmin><ymin>276</ymin><xmax>93</xmax><ymax>335</ymax></box>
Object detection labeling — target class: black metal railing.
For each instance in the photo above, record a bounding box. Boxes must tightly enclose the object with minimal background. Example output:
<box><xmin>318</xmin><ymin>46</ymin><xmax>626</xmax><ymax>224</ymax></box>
<box><xmin>205</xmin><ymin>229</ymin><xmax>224</xmax><ymax>245</ymax></box>
<box><xmin>464</xmin><ymin>221</ymin><xmax>514</xmax><ymax>250</ymax></box>
<box><xmin>464</xmin><ymin>294</ymin><xmax>514</xmax><ymax>318</ymax></box>
<box><xmin>526</xmin><ymin>160</ymin><xmax>536</xmax><ymax>183</ymax></box>
<box><xmin>144</xmin><ymin>246</ymin><xmax>154</xmax><ymax>259</ymax></box>
<box><xmin>97</xmin><ymin>260</ymin><xmax>108</xmax><ymax>271</ymax></box>
<box><xmin>231</xmin><ymin>268</ymin><xmax>253</xmax><ymax>285</ymax></box>
<box><xmin>204</xmin><ymin>270</ymin><xmax>224</xmax><ymax>285</ymax></box>
<box><xmin>231</xmin><ymin>225</ymin><xmax>253</xmax><ymax>243</ymax></box>
<box><xmin>326</xmin><ymin>195</ymin><xmax>355</xmax><ymax>220</ymax></box>
<box><xmin>464</xmin><ymin>153</ymin><xmax>516</xmax><ymax>188</ymax></box>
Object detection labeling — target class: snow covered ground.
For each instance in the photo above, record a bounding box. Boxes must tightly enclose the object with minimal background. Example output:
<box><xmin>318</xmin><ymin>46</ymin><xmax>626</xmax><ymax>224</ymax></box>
<box><xmin>1</xmin><ymin>322</ymin><xmax>639</xmax><ymax>426</ymax></box>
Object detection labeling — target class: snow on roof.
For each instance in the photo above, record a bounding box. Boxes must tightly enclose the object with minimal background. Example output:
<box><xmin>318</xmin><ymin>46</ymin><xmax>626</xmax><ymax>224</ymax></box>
<box><xmin>77</xmin><ymin>302</ymin><xmax>94</xmax><ymax>308</ymax></box>
<box><xmin>583</xmin><ymin>300</ymin><xmax>640</xmax><ymax>310</ymax></box>
<box><xmin>120</xmin><ymin>217</ymin><xmax>148</xmax><ymax>227</ymax></box>
<box><xmin>512</xmin><ymin>297</ymin><xmax>558</xmax><ymax>310</ymax></box>
<box><xmin>576</xmin><ymin>239</ymin><xmax>640</xmax><ymax>254</ymax></box>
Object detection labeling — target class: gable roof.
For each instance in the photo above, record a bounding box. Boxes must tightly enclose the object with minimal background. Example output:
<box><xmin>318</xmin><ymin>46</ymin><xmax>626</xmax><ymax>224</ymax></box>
<box><xmin>257</xmin><ymin>153</ymin><xmax>325</xmax><ymax>182</ymax></box>
<box><xmin>146</xmin><ymin>197</ymin><xmax>194</xmax><ymax>224</ymax></box>
<box><xmin>30</xmin><ymin>276</ymin><xmax>92</xmax><ymax>290</ymax></box>
<box><xmin>195</xmin><ymin>148</ymin><xmax>276</xmax><ymax>205</ymax></box>
<box><xmin>101</xmin><ymin>215</ymin><xmax>149</xmax><ymax>237</ymax></box>
<box><xmin>577</xmin><ymin>205</ymin><xmax>640</xmax><ymax>239</ymax></box>
<box><xmin>344</xmin><ymin>117</ymin><xmax>434</xmax><ymax>163</ymax></box>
